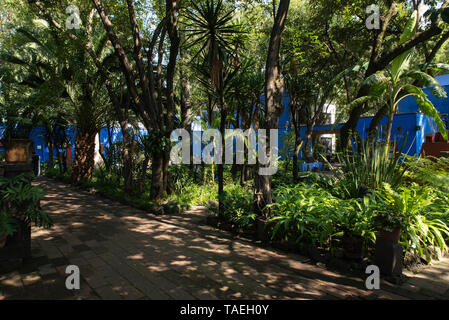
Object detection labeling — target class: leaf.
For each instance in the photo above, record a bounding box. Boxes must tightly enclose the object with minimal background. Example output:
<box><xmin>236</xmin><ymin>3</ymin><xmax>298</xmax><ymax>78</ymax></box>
<box><xmin>362</xmin><ymin>73</ymin><xmax>389</xmax><ymax>97</ymax></box>
<box><xmin>342</xmin><ymin>96</ymin><xmax>376</xmax><ymax>111</ymax></box>
<box><xmin>32</xmin><ymin>19</ymin><xmax>49</xmax><ymax>29</ymax></box>
<box><xmin>402</xmin><ymin>70</ymin><xmax>447</xmax><ymax>98</ymax></box>
<box><xmin>392</xmin><ymin>11</ymin><xmax>418</xmax><ymax>81</ymax></box>
<box><xmin>422</xmin><ymin>63</ymin><xmax>449</xmax><ymax>73</ymax></box>
<box><xmin>404</xmin><ymin>85</ymin><xmax>448</xmax><ymax>141</ymax></box>
<box><xmin>442</xmin><ymin>7</ymin><xmax>449</xmax><ymax>24</ymax></box>
<box><xmin>330</xmin><ymin>62</ymin><xmax>369</xmax><ymax>86</ymax></box>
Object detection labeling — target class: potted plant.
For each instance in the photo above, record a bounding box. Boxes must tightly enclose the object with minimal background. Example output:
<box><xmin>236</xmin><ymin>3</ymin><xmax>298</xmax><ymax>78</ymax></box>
<box><xmin>0</xmin><ymin>173</ymin><xmax>52</xmax><ymax>268</ymax></box>
<box><xmin>0</xmin><ymin>211</ymin><xmax>18</xmax><ymax>248</ymax></box>
<box><xmin>1</xmin><ymin>117</ymin><xmax>34</xmax><ymax>164</ymax></box>
<box><xmin>371</xmin><ymin>184</ymin><xmax>411</xmax><ymax>277</ymax></box>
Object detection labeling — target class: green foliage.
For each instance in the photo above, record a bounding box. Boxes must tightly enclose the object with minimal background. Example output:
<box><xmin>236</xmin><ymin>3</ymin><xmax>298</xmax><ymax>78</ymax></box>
<box><xmin>0</xmin><ymin>210</ymin><xmax>18</xmax><ymax>237</ymax></box>
<box><xmin>405</xmin><ymin>156</ymin><xmax>449</xmax><ymax>192</ymax></box>
<box><xmin>391</xmin><ymin>10</ymin><xmax>417</xmax><ymax>82</ymax></box>
<box><xmin>327</xmin><ymin>140</ymin><xmax>407</xmax><ymax>199</ymax></box>
<box><xmin>169</xmin><ymin>165</ymin><xmax>194</xmax><ymax>195</ymax></box>
<box><xmin>266</xmin><ymin>184</ymin><xmax>375</xmax><ymax>249</ymax></box>
<box><xmin>0</xmin><ymin>173</ymin><xmax>53</xmax><ymax>231</ymax></box>
<box><xmin>208</xmin><ymin>183</ymin><xmax>255</xmax><ymax>230</ymax></box>
<box><xmin>373</xmin><ymin>183</ymin><xmax>449</xmax><ymax>262</ymax></box>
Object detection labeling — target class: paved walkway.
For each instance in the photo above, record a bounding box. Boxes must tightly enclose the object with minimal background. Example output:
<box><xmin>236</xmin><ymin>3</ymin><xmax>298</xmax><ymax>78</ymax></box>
<box><xmin>1</xmin><ymin>178</ymin><xmax>449</xmax><ymax>300</ymax></box>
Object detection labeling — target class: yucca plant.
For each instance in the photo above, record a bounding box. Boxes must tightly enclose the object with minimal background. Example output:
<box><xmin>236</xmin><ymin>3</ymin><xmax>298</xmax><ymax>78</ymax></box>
<box><xmin>326</xmin><ymin>138</ymin><xmax>407</xmax><ymax>199</ymax></box>
<box><xmin>183</xmin><ymin>0</ymin><xmax>243</xmax><ymax>218</ymax></box>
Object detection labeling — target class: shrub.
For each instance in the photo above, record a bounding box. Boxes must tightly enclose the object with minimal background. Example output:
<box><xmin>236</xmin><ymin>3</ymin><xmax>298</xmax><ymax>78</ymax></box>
<box><xmin>404</xmin><ymin>156</ymin><xmax>449</xmax><ymax>192</ymax></box>
<box><xmin>374</xmin><ymin>183</ymin><xmax>449</xmax><ymax>262</ymax></box>
<box><xmin>0</xmin><ymin>173</ymin><xmax>53</xmax><ymax>232</ymax></box>
<box><xmin>326</xmin><ymin>140</ymin><xmax>407</xmax><ymax>198</ymax></box>
<box><xmin>266</xmin><ymin>184</ymin><xmax>375</xmax><ymax>249</ymax></box>
<box><xmin>207</xmin><ymin>183</ymin><xmax>256</xmax><ymax>230</ymax></box>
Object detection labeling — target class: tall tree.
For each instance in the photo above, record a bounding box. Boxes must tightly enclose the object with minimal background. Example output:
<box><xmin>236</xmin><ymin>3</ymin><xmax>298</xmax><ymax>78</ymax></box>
<box><xmin>90</xmin><ymin>0</ymin><xmax>180</xmax><ymax>200</ymax></box>
<box><xmin>253</xmin><ymin>0</ymin><xmax>290</xmax><ymax>217</ymax></box>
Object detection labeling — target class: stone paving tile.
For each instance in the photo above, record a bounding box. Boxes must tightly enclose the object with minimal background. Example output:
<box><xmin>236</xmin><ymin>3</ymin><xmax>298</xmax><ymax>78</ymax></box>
<box><xmin>1</xmin><ymin>177</ymin><xmax>449</xmax><ymax>300</ymax></box>
<box><xmin>95</xmin><ymin>285</ymin><xmax>123</xmax><ymax>300</ymax></box>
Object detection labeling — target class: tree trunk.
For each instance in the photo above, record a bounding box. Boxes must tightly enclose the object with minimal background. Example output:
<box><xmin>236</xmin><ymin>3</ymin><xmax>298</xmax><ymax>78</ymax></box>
<box><xmin>163</xmin><ymin>151</ymin><xmax>172</xmax><ymax>195</ymax></box>
<box><xmin>368</xmin><ymin>104</ymin><xmax>389</xmax><ymax>143</ymax></box>
<box><xmin>384</xmin><ymin>108</ymin><xmax>395</xmax><ymax>159</ymax></box>
<box><xmin>71</xmin><ymin>128</ymin><xmax>96</xmax><ymax>183</ymax></box>
<box><xmin>254</xmin><ymin>0</ymin><xmax>290</xmax><ymax>218</ymax></box>
<box><xmin>121</xmin><ymin>124</ymin><xmax>135</xmax><ymax>194</ymax></box>
<box><xmin>150</xmin><ymin>153</ymin><xmax>165</xmax><ymax>201</ymax></box>
<box><xmin>292</xmin><ymin>152</ymin><xmax>298</xmax><ymax>181</ymax></box>
<box><xmin>48</xmin><ymin>142</ymin><xmax>54</xmax><ymax>169</ymax></box>
<box><xmin>56</xmin><ymin>147</ymin><xmax>63</xmax><ymax>175</ymax></box>
<box><xmin>139</xmin><ymin>155</ymin><xmax>150</xmax><ymax>194</ymax></box>
<box><xmin>218</xmin><ymin>90</ymin><xmax>226</xmax><ymax>219</ymax></box>
<box><xmin>62</xmin><ymin>148</ymin><xmax>68</xmax><ymax>173</ymax></box>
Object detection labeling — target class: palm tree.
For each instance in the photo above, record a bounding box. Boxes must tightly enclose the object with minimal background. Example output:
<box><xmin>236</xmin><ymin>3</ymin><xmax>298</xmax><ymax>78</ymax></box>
<box><xmin>0</xmin><ymin>20</ymin><xmax>109</xmax><ymax>182</ymax></box>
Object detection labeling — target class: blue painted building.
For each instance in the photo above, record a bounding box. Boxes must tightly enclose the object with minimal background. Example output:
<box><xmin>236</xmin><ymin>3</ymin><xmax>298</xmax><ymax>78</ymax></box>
<box><xmin>297</xmin><ymin>74</ymin><xmax>449</xmax><ymax>159</ymax></box>
<box><xmin>2</xmin><ymin>75</ymin><xmax>448</xmax><ymax>166</ymax></box>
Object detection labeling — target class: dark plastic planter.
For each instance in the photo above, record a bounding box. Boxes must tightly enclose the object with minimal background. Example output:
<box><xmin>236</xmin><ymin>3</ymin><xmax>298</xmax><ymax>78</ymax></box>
<box><xmin>0</xmin><ymin>219</ymin><xmax>31</xmax><ymax>273</ymax></box>
<box><xmin>374</xmin><ymin>228</ymin><xmax>403</xmax><ymax>276</ymax></box>
<box><xmin>342</xmin><ymin>236</ymin><xmax>363</xmax><ymax>260</ymax></box>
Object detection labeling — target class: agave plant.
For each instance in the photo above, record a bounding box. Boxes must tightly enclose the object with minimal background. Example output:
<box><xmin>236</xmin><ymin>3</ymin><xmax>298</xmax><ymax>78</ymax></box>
<box><xmin>362</xmin><ymin>11</ymin><xmax>449</xmax><ymax>158</ymax></box>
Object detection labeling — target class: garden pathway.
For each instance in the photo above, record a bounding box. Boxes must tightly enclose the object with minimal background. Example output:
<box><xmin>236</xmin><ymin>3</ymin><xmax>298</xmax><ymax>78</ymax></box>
<box><xmin>1</xmin><ymin>177</ymin><xmax>449</xmax><ymax>300</ymax></box>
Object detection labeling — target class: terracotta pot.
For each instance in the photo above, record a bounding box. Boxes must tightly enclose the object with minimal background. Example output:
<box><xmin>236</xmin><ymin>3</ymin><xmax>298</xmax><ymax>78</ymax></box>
<box><xmin>0</xmin><ymin>234</ymin><xmax>7</xmax><ymax>248</ymax></box>
<box><xmin>4</xmin><ymin>139</ymin><xmax>33</xmax><ymax>164</ymax></box>
<box><xmin>379</xmin><ymin>228</ymin><xmax>401</xmax><ymax>243</ymax></box>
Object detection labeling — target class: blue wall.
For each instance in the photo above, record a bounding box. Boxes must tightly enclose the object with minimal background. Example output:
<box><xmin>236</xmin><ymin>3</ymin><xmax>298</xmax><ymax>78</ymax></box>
<box><xmin>399</xmin><ymin>74</ymin><xmax>449</xmax><ymax>115</ymax></box>
<box><xmin>0</xmin><ymin>125</ymin><xmax>76</xmax><ymax>164</ymax></box>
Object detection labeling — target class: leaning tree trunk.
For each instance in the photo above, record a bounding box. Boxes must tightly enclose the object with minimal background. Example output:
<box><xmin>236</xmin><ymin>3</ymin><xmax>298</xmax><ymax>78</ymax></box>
<box><xmin>71</xmin><ymin>128</ymin><xmax>97</xmax><ymax>183</ymax></box>
<box><xmin>254</xmin><ymin>0</ymin><xmax>290</xmax><ymax>218</ymax></box>
<box><xmin>368</xmin><ymin>104</ymin><xmax>389</xmax><ymax>143</ymax></box>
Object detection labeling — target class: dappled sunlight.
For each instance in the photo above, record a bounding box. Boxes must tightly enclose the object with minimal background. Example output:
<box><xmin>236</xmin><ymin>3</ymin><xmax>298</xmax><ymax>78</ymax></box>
<box><xmin>2</xmin><ymin>178</ymin><xmax>445</xmax><ymax>300</ymax></box>
<box><xmin>127</xmin><ymin>253</ymin><xmax>144</xmax><ymax>260</ymax></box>
<box><xmin>170</xmin><ymin>260</ymin><xmax>193</xmax><ymax>267</ymax></box>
